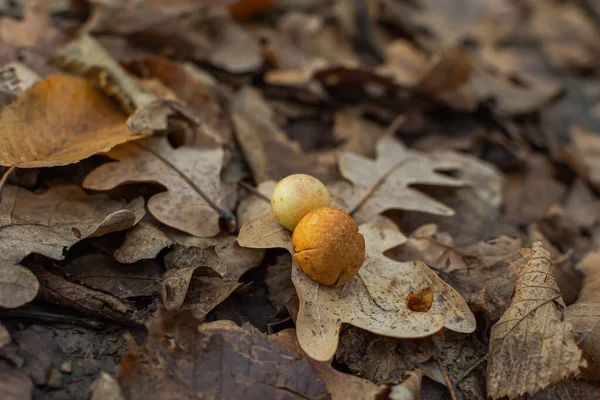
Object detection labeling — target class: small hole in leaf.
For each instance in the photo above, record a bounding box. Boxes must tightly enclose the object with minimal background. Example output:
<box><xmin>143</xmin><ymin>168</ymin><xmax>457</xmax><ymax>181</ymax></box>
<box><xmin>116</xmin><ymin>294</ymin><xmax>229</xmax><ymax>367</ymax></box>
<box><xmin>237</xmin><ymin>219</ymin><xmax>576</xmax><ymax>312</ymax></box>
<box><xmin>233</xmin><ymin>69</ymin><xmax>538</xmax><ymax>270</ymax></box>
<box><xmin>406</xmin><ymin>287</ymin><xmax>434</xmax><ymax>312</ymax></box>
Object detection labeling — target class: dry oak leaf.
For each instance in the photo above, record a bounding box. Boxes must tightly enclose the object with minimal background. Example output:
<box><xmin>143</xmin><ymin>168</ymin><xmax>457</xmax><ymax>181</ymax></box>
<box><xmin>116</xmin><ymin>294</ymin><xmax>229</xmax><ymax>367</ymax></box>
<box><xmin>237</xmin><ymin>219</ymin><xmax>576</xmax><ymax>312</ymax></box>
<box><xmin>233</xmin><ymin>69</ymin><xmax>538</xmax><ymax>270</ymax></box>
<box><xmin>567</xmin><ymin>251</ymin><xmax>600</xmax><ymax>380</ymax></box>
<box><xmin>0</xmin><ymin>184</ymin><xmax>144</xmax><ymax>266</ymax></box>
<box><xmin>330</xmin><ymin>136</ymin><xmax>465</xmax><ymax>223</ymax></box>
<box><xmin>564</xmin><ymin>124</ymin><xmax>600</xmax><ymax>192</ymax></box>
<box><xmin>0</xmin><ymin>263</ymin><xmax>38</xmax><ymax>308</ymax></box>
<box><xmin>113</xmin><ymin>221</ymin><xmax>173</xmax><ymax>264</ymax></box>
<box><xmin>487</xmin><ymin>241</ymin><xmax>581</xmax><ymax>399</ymax></box>
<box><xmin>83</xmin><ymin>136</ymin><xmax>232</xmax><ymax>237</ymax></box>
<box><xmin>118</xmin><ymin>312</ymin><xmax>329</xmax><ymax>400</ymax></box>
<box><xmin>0</xmin><ymin>74</ymin><xmax>146</xmax><ymax>168</ymax></box>
<box><xmin>239</xmin><ymin>215</ymin><xmax>475</xmax><ymax>361</ymax></box>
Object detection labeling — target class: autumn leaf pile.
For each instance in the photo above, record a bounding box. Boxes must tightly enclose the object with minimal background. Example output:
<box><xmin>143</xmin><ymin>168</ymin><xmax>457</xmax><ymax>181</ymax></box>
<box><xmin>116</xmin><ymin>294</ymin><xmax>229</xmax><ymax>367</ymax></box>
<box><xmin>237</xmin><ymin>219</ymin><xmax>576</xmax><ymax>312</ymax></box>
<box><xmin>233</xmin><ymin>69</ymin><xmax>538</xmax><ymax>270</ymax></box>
<box><xmin>1</xmin><ymin>1</ymin><xmax>600</xmax><ymax>399</ymax></box>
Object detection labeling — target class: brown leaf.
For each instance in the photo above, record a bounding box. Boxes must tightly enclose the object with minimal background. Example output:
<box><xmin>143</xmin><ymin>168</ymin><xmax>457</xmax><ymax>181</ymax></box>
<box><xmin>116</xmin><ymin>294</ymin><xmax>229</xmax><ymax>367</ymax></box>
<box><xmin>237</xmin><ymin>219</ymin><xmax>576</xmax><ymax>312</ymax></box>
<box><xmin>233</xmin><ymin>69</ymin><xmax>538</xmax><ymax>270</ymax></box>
<box><xmin>51</xmin><ymin>34</ymin><xmax>157</xmax><ymax>113</ymax></box>
<box><xmin>331</xmin><ymin>136</ymin><xmax>465</xmax><ymax>223</ymax></box>
<box><xmin>487</xmin><ymin>241</ymin><xmax>581</xmax><ymax>399</ymax></box>
<box><xmin>231</xmin><ymin>87</ymin><xmax>339</xmax><ymax>183</ymax></box>
<box><xmin>239</xmin><ymin>219</ymin><xmax>475</xmax><ymax>361</ymax></box>
<box><xmin>0</xmin><ymin>185</ymin><xmax>144</xmax><ymax>266</ymax></box>
<box><xmin>157</xmin><ymin>245</ymin><xmax>227</xmax><ymax>309</ymax></box>
<box><xmin>118</xmin><ymin>313</ymin><xmax>329</xmax><ymax>399</ymax></box>
<box><xmin>183</xmin><ymin>276</ymin><xmax>242</xmax><ymax>318</ymax></box>
<box><xmin>0</xmin><ymin>74</ymin><xmax>146</xmax><ymax>168</ymax></box>
<box><xmin>564</xmin><ymin>180</ymin><xmax>600</xmax><ymax>231</ymax></box>
<box><xmin>83</xmin><ymin>137</ymin><xmax>232</xmax><ymax>237</ymax></box>
<box><xmin>236</xmin><ymin>180</ymin><xmax>275</xmax><ymax>227</ymax></box>
<box><xmin>528</xmin><ymin>379</ymin><xmax>600</xmax><ymax>400</ymax></box>
<box><xmin>0</xmin><ymin>264</ymin><xmax>38</xmax><ymax>308</ymax></box>
<box><xmin>0</xmin><ymin>360</ymin><xmax>33</xmax><ymax>400</ymax></box>
<box><xmin>265</xmin><ymin>253</ymin><xmax>296</xmax><ymax>309</ymax></box>
<box><xmin>114</xmin><ymin>221</ymin><xmax>173</xmax><ymax>264</ymax></box>
<box><xmin>31</xmin><ymin>265</ymin><xmax>142</xmax><ymax>324</ymax></box>
<box><xmin>62</xmin><ymin>254</ymin><xmax>163</xmax><ymax>298</ymax></box>
<box><xmin>564</xmin><ymin>124</ymin><xmax>600</xmax><ymax>192</ymax></box>
<box><xmin>567</xmin><ymin>251</ymin><xmax>600</xmax><ymax>380</ymax></box>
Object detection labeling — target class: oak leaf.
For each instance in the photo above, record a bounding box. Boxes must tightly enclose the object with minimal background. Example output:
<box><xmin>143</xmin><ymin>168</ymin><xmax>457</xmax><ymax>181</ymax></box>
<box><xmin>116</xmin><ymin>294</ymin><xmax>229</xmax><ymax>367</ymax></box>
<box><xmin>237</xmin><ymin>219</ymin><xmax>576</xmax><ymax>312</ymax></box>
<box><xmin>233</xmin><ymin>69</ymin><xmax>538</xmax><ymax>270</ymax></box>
<box><xmin>113</xmin><ymin>221</ymin><xmax>173</xmax><ymax>264</ymax></box>
<box><xmin>0</xmin><ymin>74</ymin><xmax>146</xmax><ymax>168</ymax></box>
<box><xmin>487</xmin><ymin>241</ymin><xmax>581</xmax><ymax>399</ymax></box>
<box><xmin>83</xmin><ymin>137</ymin><xmax>233</xmax><ymax>237</ymax></box>
<box><xmin>330</xmin><ymin>136</ymin><xmax>465</xmax><ymax>223</ymax></box>
<box><xmin>0</xmin><ymin>184</ymin><xmax>144</xmax><ymax>266</ymax></box>
<box><xmin>239</xmin><ymin>215</ymin><xmax>475</xmax><ymax>361</ymax></box>
<box><xmin>118</xmin><ymin>313</ymin><xmax>329</xmax><ymax>399</ymax></box>
<box><xmin>0</xmin><ymin>264</ymin><xmax>38</xmax><ymax>308</ymax></box>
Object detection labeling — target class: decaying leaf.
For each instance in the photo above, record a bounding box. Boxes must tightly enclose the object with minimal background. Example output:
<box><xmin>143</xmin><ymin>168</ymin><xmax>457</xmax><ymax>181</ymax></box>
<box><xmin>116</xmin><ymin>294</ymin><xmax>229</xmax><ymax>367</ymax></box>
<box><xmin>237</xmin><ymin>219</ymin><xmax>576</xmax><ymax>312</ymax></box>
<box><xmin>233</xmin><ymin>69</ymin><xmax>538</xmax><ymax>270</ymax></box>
<box><xmin>113</xmin><ymin>221</ymin><xmax>173</xmax><ymax>264</ymax></box>
<box><xmin>0</xmin><ymin>185</ymin><xmax>144</xmax><ymax>266</ymax></box>
<box><xmin>567</xmin><ymin>251</ymin><xmax>600</xmax><ymax>380</ymax></box>
<box><xmin>331</xmin><ymin>136</ymin><xmax>465</xmax><ymax>223</ymax></box>
<box><xmin>487</xmin><ymin>241</ymin><xmax>581</xmax><ymax>399</ymax></box>
<box><xmin>0</xmin><ymin>264</ymin><xmax>39</xmax><ymax>308</ymax></box>
<box><xmin>0</xmin><ymin>74</ymin><xmax>146</xmax><ymax>168</ymax></box>
<box><xmin>239</xmin><ymin>217</ymin><xmax>475</xmax><ymax>361</ymax></box>
<box><xmin>118</xmin><ymin>312</ymin><xmax>329</xmax><ymax>399</ymax></box>
<box><xmin>51</xmin><ymin>34</ymin><xmax>156</xmax><ymax>113</ymax></box>
<box><xmin>83</xmin><ymin>137</ymin><xmax>233</xmax><ymax>237</ymax></box>
<box><xmin>564</xmin><ymin>124</ymin><xmax>600</xmax><ymax>192</ymax></box>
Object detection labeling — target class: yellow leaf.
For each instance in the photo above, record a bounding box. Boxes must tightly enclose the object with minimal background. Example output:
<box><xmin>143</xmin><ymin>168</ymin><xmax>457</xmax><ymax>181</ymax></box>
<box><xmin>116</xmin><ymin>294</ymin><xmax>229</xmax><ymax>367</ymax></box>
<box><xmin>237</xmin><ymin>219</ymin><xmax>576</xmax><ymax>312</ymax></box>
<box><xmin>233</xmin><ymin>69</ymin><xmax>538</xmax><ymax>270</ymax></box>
<box><xmin>0</xmin><ymin>74</ymin><xmax>145</xmax><ymax>168</ymax></box>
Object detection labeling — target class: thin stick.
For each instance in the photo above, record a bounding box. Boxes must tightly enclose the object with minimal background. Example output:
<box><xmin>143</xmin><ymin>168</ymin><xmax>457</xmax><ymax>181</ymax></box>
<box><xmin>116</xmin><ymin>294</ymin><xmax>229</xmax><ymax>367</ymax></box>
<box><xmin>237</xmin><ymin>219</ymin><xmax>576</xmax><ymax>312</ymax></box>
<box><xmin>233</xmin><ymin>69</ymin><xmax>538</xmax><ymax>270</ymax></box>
<box><xmin>0</xmin><ymin>166</ymin><xmax>16</xmax><ymax>202</ymax></box>
<box><xmin>455</xmin><ymin>354</ymin><xmax>488</xmax><ymax>384</ymax></box>
<box><xmin>238</xmin><ymin>180</ymin><xmax>270</xmax><ymax>202</ymax></box>
<box><xmin>384</xmin><ymin>114</ymin><xmax>407</xmax><ymax>137</ymax></box>
<box><xmin>436</xmin><ymin>358</ymin><xmax>458</xmax><ymax>400</ymax></box>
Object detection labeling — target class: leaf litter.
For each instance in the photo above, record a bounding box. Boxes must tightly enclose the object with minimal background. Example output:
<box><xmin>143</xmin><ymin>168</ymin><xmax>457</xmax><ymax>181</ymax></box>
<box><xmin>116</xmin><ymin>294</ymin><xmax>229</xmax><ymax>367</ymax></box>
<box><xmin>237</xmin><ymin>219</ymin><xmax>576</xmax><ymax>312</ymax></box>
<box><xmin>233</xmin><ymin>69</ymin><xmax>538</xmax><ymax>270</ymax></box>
<box><xmin>1</xmin><ymin>1</ymin><xmax>600</xmax><ymax>399</ymax></box>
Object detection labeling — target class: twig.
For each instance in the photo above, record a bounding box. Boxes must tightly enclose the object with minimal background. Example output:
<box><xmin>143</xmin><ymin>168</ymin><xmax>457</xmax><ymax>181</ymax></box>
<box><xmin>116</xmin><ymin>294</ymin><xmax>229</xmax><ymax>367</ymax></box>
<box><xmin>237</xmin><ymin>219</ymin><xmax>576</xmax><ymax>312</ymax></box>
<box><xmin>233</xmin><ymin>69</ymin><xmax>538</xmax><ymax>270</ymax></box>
<box><xmin>455</xmin><ymin>354</ymin><xmax>488</xmax><ymax>384</ymax></box>
<box><xmin>238</xmin><ymin>180</ymin><xmax>270</xmax><ymax>203</ymax></box>
<box><xmin>0</xmin><ymin>166</ymin><xmax>16</xmax><ymax>202</ymax></box>
<box><xmin>384</xmin><ymin>114</ymin><xmax>407</xmax><ymax>137</ymax></box>
<box><xmin>436</xmin><ymin>358</ymin><xmax>458</xmax><ymax>400</ymax></box>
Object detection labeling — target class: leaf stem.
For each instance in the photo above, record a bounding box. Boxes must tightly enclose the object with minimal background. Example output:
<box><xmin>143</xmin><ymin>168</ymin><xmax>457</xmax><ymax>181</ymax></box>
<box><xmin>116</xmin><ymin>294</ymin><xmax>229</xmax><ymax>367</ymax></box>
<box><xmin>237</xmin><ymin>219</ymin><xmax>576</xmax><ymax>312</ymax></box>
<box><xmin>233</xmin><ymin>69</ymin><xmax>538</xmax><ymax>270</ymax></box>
<box><xmin>455</xmin><ymin>354</ymin><xmax>488</xmax><ymax>384</ymax></box>
<box><xmin>0</xmin><ymin>166</ymin><xmax>16</xmax><ymax>202</ymax></box>
<box><xmin>436</xmin><ymin>358</ymin><xmax>458</xmax><ymax>400</ymax></box>
<box><xmin>238</xmin><ymin>180</ymin><xmax>270</xmax><ymax>203</ymax></box>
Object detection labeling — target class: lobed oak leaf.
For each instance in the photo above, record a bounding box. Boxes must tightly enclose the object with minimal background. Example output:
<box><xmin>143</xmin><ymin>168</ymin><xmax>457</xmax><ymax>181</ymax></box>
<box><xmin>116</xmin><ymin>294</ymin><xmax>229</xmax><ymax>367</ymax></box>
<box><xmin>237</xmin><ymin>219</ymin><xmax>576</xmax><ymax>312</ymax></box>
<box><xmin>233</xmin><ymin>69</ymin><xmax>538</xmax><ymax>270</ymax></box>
<box><xmin>0</xmin><ymin>74</ymin><xmax>146</xmax><ymax>168</ymax></box>
<box><xmin>238</xmin><ymin>213</ymin><xmax>475</xmax><ymax>361</ymax></box>
<box><xmin>0</xmin><ymin>264</ymin><xmax>38</xmax><ymax>309</ymax></box>
<box><xmin>83</xmin><ymin>136</ymin><xmax>233</xmax><ymax>238</ymax></box>
<box><xmin>330</xmin><ymin>136</ymin><xmax>466</xmax><ymax>223</ymax></box>
<box><xmin>487</xmin><ymin>241</ymin><xmax>581</xmax><ymax>399</ymax></box>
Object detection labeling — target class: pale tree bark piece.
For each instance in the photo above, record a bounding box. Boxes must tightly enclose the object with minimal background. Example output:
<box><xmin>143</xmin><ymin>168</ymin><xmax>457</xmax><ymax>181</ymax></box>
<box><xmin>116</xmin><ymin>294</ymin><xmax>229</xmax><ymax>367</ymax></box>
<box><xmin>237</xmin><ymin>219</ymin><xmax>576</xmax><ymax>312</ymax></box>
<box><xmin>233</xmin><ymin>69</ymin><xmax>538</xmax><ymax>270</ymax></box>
<box><xmin>31</xmin><ymin>265</ymin><xmax>142</xmax><ymax>324</ymax></box>
<box><xmin>231</xmin><ymin>87</ymin><xmax>340</xmax><ymax>183</ymax></box>
<box><xmin>157</xmin><ymin>245</ymin><xmax>227</xmax><ymax>309</ymax></box>
<box><xmin>0</xmin><ymin>184</ymin><xmax>145</xmax><ymax>266</ymax></box>
<box><xmin>567</xmin><ymin>251</ymin><xmax>600</xmax><ymax>380</ymax></box>
<box><xmin>331</xmin><ymin>136</ymin><xmax>465</xmax><ymax>223</ymax></box>
<box><xmin>83</xmin><ymin>136</ymin><xmax>232</xmax><ymax>237</ymax></box>
<box><xmin>487</xmin><ymin>241</ymin><xmax>581</xmax><ymax>399</ymax></box>
<box><xmin>51</xmin><ymin>34</ymin><xmax>156</xmax><ymax>113</ymax></box>
<box><xmin>118</xmin><ymin>314</ymin><xmax>329</xmax><ymax>400</ymax></box>
<box><xmin>113</xmin><ymin>221</ymin><xmax>173</xmax><ymax>263</ymax></box>
<box><xmin>0</xmin><ymin>74</ymin><xmax>147</xmax><ymax>168</ymax></box>
<box><xmin>90</xmin><ymin>372</ymin><xmax>124</xmax><ymax>400</ymax></box>
<box><xmin>62</xmin><ymin>254</ymin><xmax>163</xmax><ymax>298</ymax></box>
<box><xmin>272</xmin><ymin>329</ymin><xmax>422</xmax><ymax>400</ymax></box>
<box><xmin>238</xmin><ymin>218</ymin><xmax>475</xmax><ymax>361</ymax></box>
<box><xmin>0</xmin><ymin>264</ymin><xmax>38</xmax><ymax>308</ymax></box>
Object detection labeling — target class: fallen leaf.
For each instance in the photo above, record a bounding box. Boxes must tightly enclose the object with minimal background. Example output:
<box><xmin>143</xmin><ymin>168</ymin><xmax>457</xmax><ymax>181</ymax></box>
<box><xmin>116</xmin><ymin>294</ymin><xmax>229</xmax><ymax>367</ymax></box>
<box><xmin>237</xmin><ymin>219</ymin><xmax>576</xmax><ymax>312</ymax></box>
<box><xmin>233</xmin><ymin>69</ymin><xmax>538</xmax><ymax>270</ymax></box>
<box><xmin>567</xmin><ymin>251</ymin><xmax>600</xmax><ymax>380</ymax></box>
<box><xmin>184</xmin><ymin>277</ymin><xmax>242</xmax><ymax>318</ymax></box>
<box><xmin>0</xmin><ymin>74</ymin><xmax>146</xmax><ymax>168</ymax></box>
<box><xmin>113</xmin><ymin>221</ymin><xmax>173</xmax><ymax>264</ymax></box>
<box><xmin>231</xmin><ymin>86</ymin><xmax>339</xmax><ymax>183</ymax></box>
<box><xmin>0</xmin><ymin>264</ymin><xmax>38</xmax><ymax>308</ymax></box>
<box><xmin>83</xmin><ymin>136</ymin><xmax>233</xmax><ymax>237</ymax></box>
<box><xmin>0</xmin><ymin>185</ymin><xmax>144</xmax><ymax>266</ymax></box>
<box><xmin>564</xmin><ymin>124</ymin><xmax>600</xmax><ymax>192</ymax></box>
<box><xmin>564</xmin><ymin>180</ymin><xmax>600</xmax><ymax>231</ymax></box>
<box><xmin>239</xmin><ymin>218</ymin><xmax>475</xmax><ymax>361</ymax></box>
<box><xmin>529</xmin><ymin>379</ymin><xmax>600</xmax><ymax>400</ymax></box>
<box><xmin>330</xmin><ymin>136</ymin><xmax>465</xmax><ymax>223</ymax></box>
<box><xmin>265</xmin><ymin>253</ymin><xmax>296</xmax><ymax>309</ymax></box>
<box><xmin>118</xmin><ymin>312</ymin><xmax>329</xmax><ymax>399</ymax></box>
<box><xmin>157</xmin><ymin>245</ymin><xmax>227</xmax><ymax>309</ymax></box>
<box><xmin>0</xmin><ymin>323</ymin><xmax>10</xmax><ymax>348</ymax></box>
<box><xmin>31</xmin><ymin>265</ymin><xmax>142</xmax><ymax>324</ymax></box>
<box><xmin>487</xmin><ymin>241</ymin><xmax>581</xmax><ymax>399</ymax></box>
<box><xmin>90</xmin><ymin>372</ymin><xmax>124</xmax><ymax>400</ymax></box>
<box><xmin>236</xmin><ymin>180</ymin><xmax>275</xmax><ymax>227</ymax></box>
<box><xmin>51</xmin><ymin>34</ymin><xmax>156</xmax><ymax>113</ymax></box>
<box><xmin>0</xmin><ymin>360</ymin><xmax>33</xmax><ymax>400</ymax></box>
<box><xmin>62</xmin><ymin>254</ymin><xmax>163</xmax><ymax>298</ymax></box>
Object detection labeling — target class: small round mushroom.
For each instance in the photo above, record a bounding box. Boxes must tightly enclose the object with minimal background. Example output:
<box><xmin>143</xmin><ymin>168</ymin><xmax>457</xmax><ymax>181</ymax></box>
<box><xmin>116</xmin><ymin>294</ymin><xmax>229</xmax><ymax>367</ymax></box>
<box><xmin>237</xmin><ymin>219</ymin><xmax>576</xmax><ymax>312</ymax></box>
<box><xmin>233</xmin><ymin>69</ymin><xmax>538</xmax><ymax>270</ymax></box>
<box><xmin>292</xmin><ymin>207</ymin><xmax>365</xmax><ymax>286</ymax></box>
<box><xmin>270</xmin><ymin>174</ymin><xmax>331</xmax><ymax>231</ymax></box>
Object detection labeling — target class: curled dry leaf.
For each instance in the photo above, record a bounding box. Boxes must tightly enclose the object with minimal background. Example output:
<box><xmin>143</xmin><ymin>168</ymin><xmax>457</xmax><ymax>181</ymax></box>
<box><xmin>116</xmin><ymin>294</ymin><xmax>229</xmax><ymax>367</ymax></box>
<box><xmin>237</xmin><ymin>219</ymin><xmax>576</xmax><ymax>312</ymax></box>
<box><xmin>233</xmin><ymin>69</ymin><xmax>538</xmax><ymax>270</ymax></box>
<box><xmin>0</xmin><ymin>264</ymin><xmax>39</xmax><ymax>308</ymax></box>
<box><xmin>51</xmin><ymin>34</ymin><xmax>156</xmax><ymax>113</ymax></box>
<box><xmin>118</xmin><ymin>313</ymin><xmax>329</xmax><ymax>399</ymax></box>
<box><xmin>83</xmin><ymin>137</ymin><xmax>232</xmax><ymax>237</ymax></box>
<box><xmin>113</xmin><ymin>221</ymin><xmax>173</xmax><ymax>264</ymax></box>
<box><xmin>0</xmin><ymin>185</ymin><xmax>144</xmax><ymax>266</ymax></box>
<box><xmin>567</xmin><ymin>251</ymin><xmax>600</xmax><ymax>380</ymax></box>
<box><xmin>487</xmin><ymin>241</ymin><xmax>581</xmax><ymax>399</ymax></box>
<box><xmin>331</xmin><ymin>136</ymin><xmax>465</xmax><ymax>223</ymax></box>
<box><xmin>239</xmin><ymin>217</ymin><xmax>475</xmax><ymax>361</ymax></box>
<box><xmin>0</xmin><ymin>74</ymin><xmax>146</xmax><ymax>168</ymax></box>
